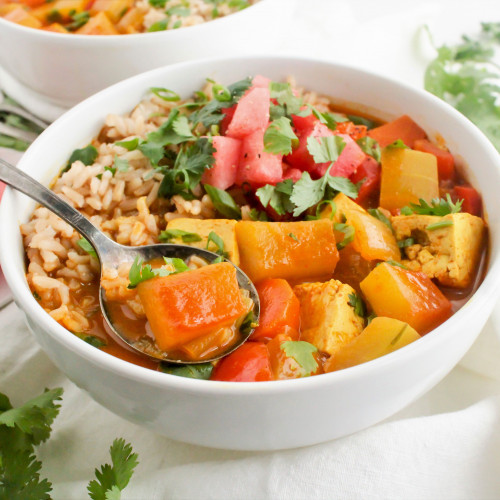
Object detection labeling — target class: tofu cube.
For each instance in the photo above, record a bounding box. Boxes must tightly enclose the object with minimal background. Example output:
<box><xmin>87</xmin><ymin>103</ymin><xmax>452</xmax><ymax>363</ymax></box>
<box><xmin>293</xmin><ymin>280</ymin><xmax>364</xmax><ymax>356</ymax></box>
<box><xmin>392</xmin><ymin>212</ymin><xmax>485</xmax><ymax>288</ymax></box>
<box><xmin>166</xmin><ymin>218</ymin><xmax>239</xmax><ymax>265</ymax></box>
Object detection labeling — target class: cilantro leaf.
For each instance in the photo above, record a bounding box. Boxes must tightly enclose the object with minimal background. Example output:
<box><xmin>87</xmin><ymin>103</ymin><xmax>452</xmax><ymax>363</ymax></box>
<box><xmin>65</xmin><ymin>144</ymin><xmax>98</xmax><ymax>171</ymax></box>
<box><xmin>307</xmin><ymin>135</ymin><xmax>345</xmax><ymax>163</ymax></box>
<box><xmin>348</xmin><ymin>292</ymin><xmax>366</xmax><ymax>317</ymax></box>
<box><xmin>347</xmin><ymin>114</ymin><xmax>378</xmax><ymax>129</ymax></box>
<box><xmin>256</xmin><ymin>179</ymin><xmax>295</xmax><ymax>216</ymax></box>
<box><xmin>159</xmin><ymin>362</ymin><xmax>214</xmax><ymax>379</ymax></box>
<box><xmin>113</xmin><ymin>156</ymin><xmax>130</xmax><ymax>173</ymax></box>
<box><xmin>159</xmin><ymin>138</ymin><xmax>216</xmax><ymax>199</ymax></box>
<box><xmin>139</xmin><ymin>109</ymin><xmax>193</xmax><ymax>165</ymax></box>
<box><xmin>77</xmin><ymin>237</ymin><xmax>98</xmax><ymax>259</ymax></box>
<box><xmin>249</xmin><ymin>208</ymin><xmax>269</xmax><ymax>221</ymax></box>
<box><xmin>401</xmin><ymin>194</ymin><xmax>462</xmax><ymax>216</ymax></box>
<box><xmin>127</xmin><ymin>256</ymin><xmax>186</xmax><ymax>289</ymax></box>
<box><xmin>326</xmin><ymin>176</ymin><xmax>358</xmax><ymax>199</ymax></box>
<box><xmin>87</xmin><ymin>438</ymin><xmax>138</xmax><ymax>500</ymax></box>
<box><xmin>397</xmin><ymin>237</ymin><xmax>415</xmax><ymax>248</ymax></box>
<box><xmin>269</xmin><ymin>81</ymin><xmax>303</xmax><ymax>120</ymax></box>
<box><xmin>386</xmin><ymin>139</ymin><xmax>409</xmax><ymax>149</ymax></box>
<box><xmin>424</xmin><ymin>23</ymin><xmax>500</xmax><ymax>152</ymax></box>
<box><xmin>356</xmin><ymin>136</ymin><xmax>381</xmax><ymax>162</ymax></box>
<box><xmin>290</xmin><ymin>172</ymin><xmax>327</xmax><ymax>216</ymax></box>
<box><xmin>204</xmin><ymin>184</ymin><xmax>242</xmax><ymax>219</ymax></box>
<box><xmin>0</xmin><ymin>388</ymin><xmax>63</xmax><ymax>446</ymax></box>
<box><xmin>280</xmin><ymin>341</ymin><xmax>318</xmax><ymax>377</ymax></box>
<box><xmin>190</xmin><ymin>77</ymin><xmax>252</xmax><ymax>127</ymax></box>
<box><xmin>263</xmin><ymin>117</ymin><xmax>298</xmax><ymax>155</ymax></box>
<box><xmin>163</xmin><ymin>257</ymin><xmax>189</xmax><ymax>273</ymax></box>
<box><xmin>426</xmin><ymin>220</ymin><xmax>454</xmax><ymax>231</ymax></box>
<box><xmin>158</xmin><ymin>229</ymin><xmax>202</xmax><ymax>243</ymax></box>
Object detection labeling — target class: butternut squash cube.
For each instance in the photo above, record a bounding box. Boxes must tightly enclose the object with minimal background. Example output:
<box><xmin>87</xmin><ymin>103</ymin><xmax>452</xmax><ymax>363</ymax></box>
<box><xmin>137</xmin><ymin>262</ymin><xmax>246</xmax><ymax>352</ymax></box>
<box><xmin>235</xmin><ymin>220</ymin><xmax>339</xmax><ymax>283</ymax></box>
<box><xmin>360</xmin><ymin>262</ymin><xmax>452</xmax><ymax>334</ymax></box>
<box><xmin>325</xmin><ymin>317</ymin><xmax>420</xmax><ymax>372</ymax></box>
<box><xmin>116</xmin><ymin>6</ymin><xmax>145</xmax><ymax>33</ymax></box>
<box><xmin>380</xmin><ymin>147</ymin><xmax>439</xmax><ymax>211</ymax></box>
<box><xmin>76</xmin><ymin>11</ymin><xmax>119</xmax><ymax>35</ymax></box>
<box><xmin>293</xmin><ymin>279</ymin><xmax>364</xmax><ymax>356</ymax></box>
<box><xmin>4</xmin><ymin>7</ymin><xmax>41</xmax><ymax>28</ymax></box>
<box><xmin>166</xmin><ymin>218</ymin><xmax>239</xmax><ymax>266</ymax></box>
<box><xmin>91</xmin><ymin>0</ymin><xmax>133</xmax><ymax>24</ymax></box>
<box><xmin>322</xmin><ymin>192</ymin><xmax>400</xmax><ymax>262</ymax></box>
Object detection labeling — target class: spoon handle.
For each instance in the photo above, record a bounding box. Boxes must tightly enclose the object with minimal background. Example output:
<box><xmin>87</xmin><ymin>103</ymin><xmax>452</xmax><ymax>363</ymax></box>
<box><xmin>0</xmin><ymin>158</ymin><xmax>111</xmax><ymax>255</ymax></box>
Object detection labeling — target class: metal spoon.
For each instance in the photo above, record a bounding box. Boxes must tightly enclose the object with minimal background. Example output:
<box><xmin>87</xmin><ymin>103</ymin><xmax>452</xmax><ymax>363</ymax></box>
<box><xmin>0</xmin><ymin>158</ymin><xmax>259</xmax><ymax>364</ymax></box>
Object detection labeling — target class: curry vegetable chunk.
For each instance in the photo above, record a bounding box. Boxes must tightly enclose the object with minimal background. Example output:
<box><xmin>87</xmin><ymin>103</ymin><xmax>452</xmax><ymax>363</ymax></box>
<box><xmin>325</xmin><ymin>317</ymin><xmax>421</xmax><ymax>372</ymax></box>
<box><xmin>166</xmin><ymin>218</ymin><xmax>240</xmax><ymax>265</ymax></box>
<box><xmin>392</xmin><ymin>213</ymin><xmax>485</xmax><ymax>288</ymax></box>
<box><xmin>293</xmin><ymin>280</ymin><xmax>364</xmax><ymax>356</ymax></box>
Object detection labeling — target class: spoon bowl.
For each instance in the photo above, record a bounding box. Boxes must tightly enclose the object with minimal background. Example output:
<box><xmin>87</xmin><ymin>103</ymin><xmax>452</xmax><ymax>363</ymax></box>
<box><xmin>0</xmin><ymin>157</ymin><xmax>259</xmax><ymax>364</ymax></box>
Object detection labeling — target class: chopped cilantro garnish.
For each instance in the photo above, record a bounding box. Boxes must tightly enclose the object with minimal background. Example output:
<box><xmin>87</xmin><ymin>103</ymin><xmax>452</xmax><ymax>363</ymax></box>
<box><xmin>382</xmin><ymin>260</ymin><xmax>408</xmax><ymax>270</ymax></box>
<box><xmin>280</xmin><ymin>341</ymin><xmax>318</xmax><ymax>377</ymax></box>
<box><xmin>249</xmin><ymin>208</ymin><xmax>269</xmax><ymax>221</ymax></box>
<box><xmin>159</xmin><ymin>362</ymin><xmax>214</xmax><ymax>379</ymax></box>
<box><xmin>366</xmin><ymin>312</ymin><xmax>377</xmax><ymax>325</ymax></box>
<box><xmin>77</xmin><ymin>238</ymin><xmax>97</xmax><ymax>259</ymax></box>
<box><xmin>204</xmin><ymin>184</ymin><xmax>242</xmax><ymax>219</ymax></box>
<box><xmin>228</xmin><ymin>0</ymin><xmax>250</xmax><ymax>9</ymax></box>
<box><xmin>256</xmin><ymin>179</ymin><xmax>294</xmax><ymax>216</ymax></box>
<box><xmin>334</xmin><ymin>222</ymin><xmax>355</xmax><ymax>250</ymax></box>
<box><xmin>150</xmin><ymin>87</ymin><xmax>181</xmax><ymax>102</ymax></box>
<box><xmin>158</xmin><ymin>229</ymin><xmax>202</xmax><ymax>243</ymax></box>
<box><xmin>288</xmin><ymin>233</ymin><xmax>299</xmax><ymax>242</ymax></box>
<box><xmin>103</xmin><ymin>166</ymin><xmax>116</xmax><ymax>176</ymax></box>
<box><xmin>347</xmin><ymin>114</ymin><xmax>378</xmax><ymax>129</ymax></box>
<box><xmin>74</xmin><ymin>333</ymin><xmax>107</xmax><ymax>349</ymax></box>
<box><xmin>367</xmin><ymin>208</ymin><xmax>393</xmax><ymax>231</ymax></box>
<box><xmin>127</xmin><ymin>256</ymin><xmax>187</xmax><ymax>289</ymax></box>
<box><xmin>426</xmin><ymin>220</ymin><xmax>454</xmax><ymax>231</ymax></box>
<box><xmin>263</xmin><ymin>117</ymin><xmax>298</xmax><ymax>155</ymax></box>
<box><xmin>87</xmin><ymin>438</ymin><xmax>139</xmax><ymax>500</ymax></box>
<box><xmin>115</xmin><ymin>137</ymin><xmax>139</xmax><ymax>151</ymax></box>
<box><xmin>307</xmin><ymin>135</ymin><xmax>345</xmax><ymax>164</ymax></box>
<box><xmin>356</xmin><ymin>136</ymin><xmax>381</xmax><ymax>162</ymax></box>
<box><xmin>139</xmin><ymin>109</ymin><xmax>194</xmax><ymax>165</ymax></box>
<box><xmin>172</xmin><ymin>20</ymin><xmax>182</xmax><ymax>29</ymax></box>
<box><xmin>269</xmin><ymin>81</ymin><xmax>302</xmax><ymax>120</ymax></box>
<box><xmin>401</xmin><ymin>194</ymin><xmax>463</xmax><ymax>216</ymax></box>
<box><xmin>348</xmin><ymin>292</ymin><xmax>366</xmax><ymax>317</ymax></box>
<box><xmin>113</xmin><ymin>155</ymin><xmax>130</xmax><ymax>173</ymax></box>
<box><xmin>166</xmin><ymin>5</ymin><xmax>190</xmax><ymax>16</ymax></box>
<box><xmin>190</xmin><ymin>77</ymin><xmax>252</xmax><ymax>127</ymax></box>
<box><xmin>310</xmin><ymin>107</ymin><xmax>349</xmax><ymax>130</ymax></box>
<box><xmin>33</xmin><ymin>291</ymin><xmax>41</xmax><ymax>301</ymax></box>
<box><xmin>149</xmin><ymin>0</ymin><xmax>167</xmax><ymax>6</ymax></box>
<box><xmin>65</xmin><ymin>144</ymin><xmax>98</xmax><ymax>171</ymax></box>
<box><xmin>148</xmin><ymin>18</ymin><xmax>169</xmax><ymax>31</ymax></box>
<box><xmin>46</xmin><ymin>9</ymin><xmax>62</xmax><ymax>23</ymax></box>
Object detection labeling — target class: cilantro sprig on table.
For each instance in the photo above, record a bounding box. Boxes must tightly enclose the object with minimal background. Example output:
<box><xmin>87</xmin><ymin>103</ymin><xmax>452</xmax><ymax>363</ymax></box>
<box><xmin>425</xmin><ymin>22</ymin><xmax>500</xmax><ymax>152</ymax></box>
<box><xmin>0</xmin><ymin>388</ymin><xmax>138</xmax><ymax>499</ymax></box>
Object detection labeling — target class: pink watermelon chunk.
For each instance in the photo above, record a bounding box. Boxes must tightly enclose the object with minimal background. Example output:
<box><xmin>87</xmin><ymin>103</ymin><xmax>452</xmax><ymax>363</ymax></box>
<box><xmin>317</xmin><ymin>133</ymin><xmax>366</xmax><ymax>177</ymax></box>
<box><xmin>291</xmin><ymin>110</ymin><xmax>320</xmax><ymax>132</ymax></box>
<box><xmin>283</xmin><ymin>166</ymin><xmax>302</xmax><ymax>183</ymax></box>
<box><xmin>236</xmin><ymin>128</ymin><xmax>283</xmax><ymax>187</ymax></box>
<box><xmin>285</xmin><ymin>122</ymin><xmax>334</xmax><ymax>174</ymax></box>
<box><xmin>252</xmin><ymin>75</ymin><xmax>271</xmax><ymax>89</ymax></box>
<box><xmin>201</xmin><ymin>136</ymin><xmax>242</xmax><ymax>190</ymax></box>
<box><xmin>226</xmin><ymin>87</ymin><xmax>270</xmax><ymax>139</ymax></box>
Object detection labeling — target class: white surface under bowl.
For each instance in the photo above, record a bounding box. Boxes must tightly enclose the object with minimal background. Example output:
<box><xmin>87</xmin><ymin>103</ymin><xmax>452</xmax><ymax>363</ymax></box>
<box><xmin>0</xmin><ymin>0</ymin><xmax>290</xmax><ymax>110</ymax></box>
<box><xmin>1</xmin><ymin>56</ymin><xmax>499</xmax><ymax>451</ymax></box>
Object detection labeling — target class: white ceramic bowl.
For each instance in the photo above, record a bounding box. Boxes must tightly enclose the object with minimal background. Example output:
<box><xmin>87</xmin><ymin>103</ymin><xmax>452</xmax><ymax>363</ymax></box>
<box><xmin>0</xmin><ymin>0</ymin><xmax>290</xmax><ymax>109</ymax></box>
<box><xmin>1</xmin><ymin>56</ymin><xmax>499</xmax><ymax>451</ymax></box>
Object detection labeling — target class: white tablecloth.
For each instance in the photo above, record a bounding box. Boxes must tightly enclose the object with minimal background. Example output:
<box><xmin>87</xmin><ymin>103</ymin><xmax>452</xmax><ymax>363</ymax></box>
<box><xmin>1</xmin><ymin>1</ymin><xmax>500</xmax><ymax>498</ymax></box>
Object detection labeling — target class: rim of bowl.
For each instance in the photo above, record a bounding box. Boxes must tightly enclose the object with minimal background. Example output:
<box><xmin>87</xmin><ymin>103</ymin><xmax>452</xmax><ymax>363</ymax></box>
<box><xmin>0</xmin><ymin>0</ymin><xmax>279</xmax><ymax>43</ymax></box>
<box><xmin>2</xmin><ymin>54</ymin><xmax>500</xmax><ymax>397</ymax></box>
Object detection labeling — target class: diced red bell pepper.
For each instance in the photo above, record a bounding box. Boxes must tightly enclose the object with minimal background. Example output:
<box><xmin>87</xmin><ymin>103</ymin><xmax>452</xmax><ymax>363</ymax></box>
<box><xmin>350</xmin><ymin>156</ymin><xmax>381</xmax><ymax>207</ymax></box>
<box><xmin>454</xmin><ymin>185</ymin><xmax>482</xmax><ymax>216</ymax></box>
<box><xmin>335</xmin><ymin>121</ymin><xmax>367</xmax><ymax>141</ymax></box>
<box><xmin>250</xmin><ymin>279</ymin><xmax>300</xmax><ymax>342</ymax></box>
<box><xmin>211</xmin><ymin>342</ymin><xmax>273</xmax><ymax>382</ymax></box>
<box><xmin>368</xmin><ymin>115</ymin><xmax>427</xmax><ymax>148</ymax></box>
<box><xmin>414</xmin><ymin>139</ymin><xmax>455</xmax><ymax>181</ymax></box>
